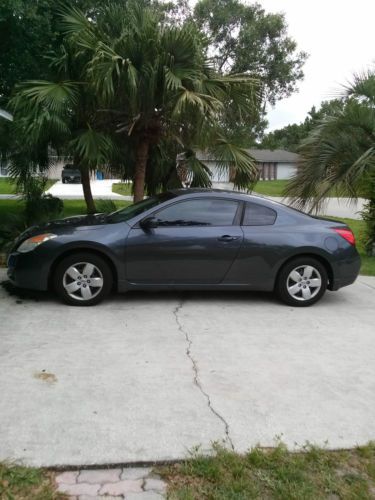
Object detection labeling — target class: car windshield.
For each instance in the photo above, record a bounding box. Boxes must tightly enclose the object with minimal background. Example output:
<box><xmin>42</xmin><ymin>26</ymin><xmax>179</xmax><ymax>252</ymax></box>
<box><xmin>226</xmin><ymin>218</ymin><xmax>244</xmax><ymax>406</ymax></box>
<box><xmin>107</xmin><ymin>192</ymin><xmax>176</xmax><ymax>223</ymax></box>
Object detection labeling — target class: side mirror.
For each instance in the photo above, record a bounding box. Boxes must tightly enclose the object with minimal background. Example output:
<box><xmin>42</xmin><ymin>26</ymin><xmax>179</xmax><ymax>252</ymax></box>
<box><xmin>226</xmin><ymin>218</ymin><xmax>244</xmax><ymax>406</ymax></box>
<box><xmin>140</xmin><ymin>216</ymin><xmax>158</xmax><ymax>230</ymax></box>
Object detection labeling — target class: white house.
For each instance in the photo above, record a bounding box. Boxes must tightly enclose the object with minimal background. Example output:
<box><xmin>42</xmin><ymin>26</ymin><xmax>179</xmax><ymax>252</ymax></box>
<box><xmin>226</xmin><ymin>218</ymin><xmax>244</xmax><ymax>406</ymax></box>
<box><xmin>198</xmin><ymin>149</ymin><xmax>299</xmax><ymax>183</ymax></box>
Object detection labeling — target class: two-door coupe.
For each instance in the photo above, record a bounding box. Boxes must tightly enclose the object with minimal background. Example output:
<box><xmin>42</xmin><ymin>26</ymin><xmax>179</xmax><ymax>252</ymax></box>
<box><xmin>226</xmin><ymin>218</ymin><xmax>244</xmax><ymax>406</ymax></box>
<box><xmin>7</xmin><ymin>189</ymin><xmax>360</xmax><ymax>306</ymax></box>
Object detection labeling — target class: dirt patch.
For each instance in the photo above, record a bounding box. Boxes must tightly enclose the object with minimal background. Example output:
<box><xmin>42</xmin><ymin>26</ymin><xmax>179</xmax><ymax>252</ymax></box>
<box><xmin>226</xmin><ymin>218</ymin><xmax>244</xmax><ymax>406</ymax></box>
<box><xmin>34</xmin><ymin>371</ymin><xmax>58</xmax><ymax>384</ymax></box>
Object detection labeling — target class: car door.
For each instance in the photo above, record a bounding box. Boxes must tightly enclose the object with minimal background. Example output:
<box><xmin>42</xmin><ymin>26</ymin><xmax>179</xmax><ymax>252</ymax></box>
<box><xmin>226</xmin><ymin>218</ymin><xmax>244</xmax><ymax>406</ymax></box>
<box><xmin>225</xmin><ymin>201</ymin><xmax>279</xmax><ymax>288</ymax></box>
<box><xmin>125</xmin><ymin>197</ymin><xmax>244</xmax><ymax>285</ymax></box>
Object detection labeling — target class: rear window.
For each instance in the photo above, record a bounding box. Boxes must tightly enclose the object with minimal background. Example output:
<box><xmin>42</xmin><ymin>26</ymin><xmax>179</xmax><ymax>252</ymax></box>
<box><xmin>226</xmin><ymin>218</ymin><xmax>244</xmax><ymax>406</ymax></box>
<box><xmin>242</xmin><ymin>202</ymin><xmax>277</xmax><ymax>226</ymax></box>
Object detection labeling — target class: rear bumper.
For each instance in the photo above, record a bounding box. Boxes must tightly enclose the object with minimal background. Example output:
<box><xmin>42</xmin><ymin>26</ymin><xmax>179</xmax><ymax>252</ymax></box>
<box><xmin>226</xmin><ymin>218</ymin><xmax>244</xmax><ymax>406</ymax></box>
<box><xmin>329</xmin><ymin>250</ymin><xmax>361</xmax><ymax>291</ymax></box>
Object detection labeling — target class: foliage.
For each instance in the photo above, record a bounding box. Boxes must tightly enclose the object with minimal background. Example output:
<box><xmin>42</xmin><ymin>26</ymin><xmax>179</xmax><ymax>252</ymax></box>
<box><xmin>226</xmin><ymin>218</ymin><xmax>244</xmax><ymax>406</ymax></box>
<box><xmin>94</xmin><ymin>199</ymin><xmax>118</xmax><ymax>214</ymax></box>
<box><xmin>160</xmin><ymin>442</ymin><xmax>375</xmax><ymax>499</ymax></box>
<box><xmin>0</xmin><ymin>0</ymin><xmax>103</xmax><ymax>99</ymax></box>
<box><xmin>0</xmin><ymin>198</ymin><xmax>130</xmax><ymax>251</ymax></box>
<box><xmin>259</xmin><ymin>99</ymin><xmax>346</xmax><ymax>152</ymax></box>
<box><xmin>285</xmin><ymin>71</ymin><xmax>375</xmax><ymax>253</ymax></box>
<box><xmin>1</xmin><ymin>0</ymin><xmax>307</xmax><ymax>206</ymax></box>
<box><xmin>21</xmin><ymin>175</ymin><xmax>63</xmax><ymax>226</ymax></box>
<box><xmin>0</xmin><ymin>176</ymin><xmax>62</xmax><ymax>251</ymax></box>
<box><xmin>60</xmin><ymin>0</ymin><xmax>262</xmax><ymax>200</ymax></box>
<box><xmin>330</xmin><ymin>217</ymin><xmax>375</xmax><ymax>276</ymax></box>
<box><xmin>194</xmin><ymin>0</ymin><xmax>307</xmax><ymax>144</ymax></box>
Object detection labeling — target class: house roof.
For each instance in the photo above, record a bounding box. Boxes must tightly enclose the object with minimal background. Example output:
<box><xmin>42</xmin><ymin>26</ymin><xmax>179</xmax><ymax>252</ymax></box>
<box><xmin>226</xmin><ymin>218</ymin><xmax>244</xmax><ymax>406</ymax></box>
<box><xmin>197</xmin><ymin>149</ymin><xmax>299</xmax><ymax>164</ymax></box>
<box><xmin>247</xmin><ymin>149</ymin><xmax>300</xmax><ymax>163</ymax></box>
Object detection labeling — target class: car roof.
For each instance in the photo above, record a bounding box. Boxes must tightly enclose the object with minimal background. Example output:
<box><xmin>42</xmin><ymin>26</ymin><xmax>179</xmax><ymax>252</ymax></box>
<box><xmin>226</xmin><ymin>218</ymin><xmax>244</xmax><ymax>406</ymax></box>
<box><xmin>169</xmin><ymin>188</ymin><xmax>273</xmax><ymax>203</ymax></box>
<box><xmin>167</xmin><ymin>188</ymin><xmax>310</xmax><ymax>219</ymax></box>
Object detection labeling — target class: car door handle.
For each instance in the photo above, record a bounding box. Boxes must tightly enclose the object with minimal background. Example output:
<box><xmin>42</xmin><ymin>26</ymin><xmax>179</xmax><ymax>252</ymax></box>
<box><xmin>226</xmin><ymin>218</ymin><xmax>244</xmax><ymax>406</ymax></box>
<box><xmin>217</xmin><ymin>235</ymin><xmax>240</xmax><ymax>242</ymax></box>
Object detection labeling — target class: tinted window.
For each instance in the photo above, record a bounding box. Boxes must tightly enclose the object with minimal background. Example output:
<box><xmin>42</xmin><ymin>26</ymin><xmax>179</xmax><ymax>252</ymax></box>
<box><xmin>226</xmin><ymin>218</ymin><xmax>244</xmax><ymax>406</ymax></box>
<box><xmin>153</xmin><ymin>198</ymin><xmax>239</xmax><ymax>226</ymax></box>
<box><xmin>107</xmin><ymin>193</ymin><xmax>176</xmax><ymax>223</ymax></box>
<box><xmin>242</xmin><ymin>202</ymin><xmax>277</xmax><ymax>226</ymax></box>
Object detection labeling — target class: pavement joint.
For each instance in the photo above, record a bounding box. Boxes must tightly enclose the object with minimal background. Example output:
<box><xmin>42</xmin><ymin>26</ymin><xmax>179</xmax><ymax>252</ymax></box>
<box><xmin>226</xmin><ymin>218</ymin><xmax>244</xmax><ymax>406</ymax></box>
<box><xmin>173</xmin><ymin>298</ymin><xmax>234</xmax><ymax>450</ymax></box>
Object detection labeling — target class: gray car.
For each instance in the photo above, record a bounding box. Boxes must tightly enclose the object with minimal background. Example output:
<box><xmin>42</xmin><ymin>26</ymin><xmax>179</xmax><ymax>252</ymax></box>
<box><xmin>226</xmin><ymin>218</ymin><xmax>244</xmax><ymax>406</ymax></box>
<box><xmin>61</xmin><ymin>164</ymin><xmax>81</xmax><ymax>183</ymax></box>
<box><xmin>7</xmin><ymin>189</ymin><xmax>360</xmax><ymax>306</ymax></box>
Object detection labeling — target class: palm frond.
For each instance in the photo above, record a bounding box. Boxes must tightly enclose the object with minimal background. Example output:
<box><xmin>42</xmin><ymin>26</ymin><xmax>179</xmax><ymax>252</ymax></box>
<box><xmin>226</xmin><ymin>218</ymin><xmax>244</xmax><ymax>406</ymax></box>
<box><xmin>70</xmin><ymin>128</ymin><xmax>115</xmax><ymax>168</ymax></box>
<box><xmin>285</xmin><ymin>81</ymin><xmax>375</xmax><ymax>211</ymax></box>
<box><xmin>11</xmin><ymin>81</ymin><xmax>79</xmax><ymax>114</ymax></box>
<box><xmin>209</xmin><ymin>137</ymin><xmax>259</xmax><ymax>190</ymax></box>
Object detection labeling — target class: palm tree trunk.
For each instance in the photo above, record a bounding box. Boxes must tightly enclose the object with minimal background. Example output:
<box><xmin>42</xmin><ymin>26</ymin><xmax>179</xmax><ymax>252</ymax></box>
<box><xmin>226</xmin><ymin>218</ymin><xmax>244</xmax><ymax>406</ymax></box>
<box><xmin>133</xmin><ymin>140</ymin><xmax>149</xmax><ymax>203</ymax></box>
<box><xmin>80</xmin><ymin>166</ymin><xmax>96</xmax><ymax>214</ymax></box>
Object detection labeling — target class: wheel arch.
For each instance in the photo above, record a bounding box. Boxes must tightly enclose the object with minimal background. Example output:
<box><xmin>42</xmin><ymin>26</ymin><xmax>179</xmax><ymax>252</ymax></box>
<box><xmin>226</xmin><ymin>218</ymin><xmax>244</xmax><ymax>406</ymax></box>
<box><xmin>274</xmin><ymin>252</ymin><xmax>334</xmax><ymax>291</ymax></box>
<box><xmin>48</xmin><ymin>247</ymin><xmax>118</xmax><ymax>291</ymax></box>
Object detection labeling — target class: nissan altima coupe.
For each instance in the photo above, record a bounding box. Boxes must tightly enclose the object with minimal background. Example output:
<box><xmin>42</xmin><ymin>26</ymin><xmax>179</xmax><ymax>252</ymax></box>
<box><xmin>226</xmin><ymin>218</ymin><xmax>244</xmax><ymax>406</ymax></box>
<box><xmin>7</xmin><ymin>189</ymin><xmax>360</xmax><ymax>306</ymax></box>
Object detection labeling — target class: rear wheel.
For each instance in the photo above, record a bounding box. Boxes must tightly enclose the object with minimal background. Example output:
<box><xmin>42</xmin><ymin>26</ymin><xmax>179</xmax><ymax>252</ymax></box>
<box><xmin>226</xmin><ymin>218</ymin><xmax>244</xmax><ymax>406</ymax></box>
<box><xmin>276</xmin><ymin>257</ymin><xmax>328</xmax><ymax>307</ymax></box>
<box><xmin>53</xmin><ymin>253</ymin><xmax>113</xmax><ymax>306</ymax></box>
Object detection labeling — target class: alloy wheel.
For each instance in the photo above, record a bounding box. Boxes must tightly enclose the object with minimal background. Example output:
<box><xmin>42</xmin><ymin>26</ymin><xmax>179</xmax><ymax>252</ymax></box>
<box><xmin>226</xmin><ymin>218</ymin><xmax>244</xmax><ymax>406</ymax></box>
<box><xmin>63</xmin><ymin>262</ymin><xmax>104</xmax><ymax>301</ymax></box>
<box><xmin>286</xmin><ymin>265</ymin><xmax>322</xmax><ymax>302</ymax></box>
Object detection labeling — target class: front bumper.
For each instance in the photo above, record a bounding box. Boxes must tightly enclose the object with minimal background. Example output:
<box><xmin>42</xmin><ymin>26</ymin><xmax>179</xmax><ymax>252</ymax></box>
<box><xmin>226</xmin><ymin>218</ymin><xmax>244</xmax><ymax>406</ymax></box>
<box><xmin>7</xmin><ymin>250</ymin><xmax>50</xmax><ymax>291</ymax></box>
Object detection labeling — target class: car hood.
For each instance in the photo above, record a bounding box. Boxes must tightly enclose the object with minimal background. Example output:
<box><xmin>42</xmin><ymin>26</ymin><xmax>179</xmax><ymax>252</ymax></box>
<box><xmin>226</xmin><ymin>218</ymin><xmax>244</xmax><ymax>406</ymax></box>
<box><xmin>13</xmin><ymin>213</ymin><xmax>110</xmax><ymax>249</ymax></box>
<box><xmin>45</xmin><ymin>213</ymin><xmax>109</xmax><ymax>231</ymax></box>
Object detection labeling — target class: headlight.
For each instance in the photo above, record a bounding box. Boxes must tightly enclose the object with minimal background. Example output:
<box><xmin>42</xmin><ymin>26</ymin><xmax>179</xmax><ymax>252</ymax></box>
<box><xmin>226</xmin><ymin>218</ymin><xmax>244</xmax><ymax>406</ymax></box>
<box><xmin>17</xmin><ymin>233</ymin><xmax>57</xmax><ymax>253</ymax></box>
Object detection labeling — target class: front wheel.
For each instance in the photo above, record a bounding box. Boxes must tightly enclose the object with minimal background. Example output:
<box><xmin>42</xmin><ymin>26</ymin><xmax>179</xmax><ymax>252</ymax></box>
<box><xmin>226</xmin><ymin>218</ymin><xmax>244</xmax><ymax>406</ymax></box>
<box><xmin>53</xmin><ymin>253</ymin><xmax>113</xmax><ymax>306</ymax></box>
<box><xmin>275</xmin><ymin>257</ymin><xmax>328</xmax><ymax>307</ymax></box>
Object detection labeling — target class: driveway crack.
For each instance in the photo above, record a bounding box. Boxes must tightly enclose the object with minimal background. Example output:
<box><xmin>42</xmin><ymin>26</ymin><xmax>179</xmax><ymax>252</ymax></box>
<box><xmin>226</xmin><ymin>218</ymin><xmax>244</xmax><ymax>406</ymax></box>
<box><xmin>173</xmin><ymin>299</ymin><xmax>234</xmax><ymax>450</ymax></box>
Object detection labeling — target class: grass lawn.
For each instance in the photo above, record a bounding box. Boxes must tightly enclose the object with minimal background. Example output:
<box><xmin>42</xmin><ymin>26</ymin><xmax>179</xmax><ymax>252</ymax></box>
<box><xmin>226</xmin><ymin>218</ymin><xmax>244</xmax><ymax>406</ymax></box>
<box><xmin>0</xmin><ymin>462</ymin><xmax>64</xmax><ymax>499</ymax></box>
<box><xmin>252</xmin><ymin>180</ymin><xmax>368</xmax><ymax>199</ymax></box>
<box><xmin>252</xmin><ymin>180</ymin><xmax>290</xmax><ymax>197</ymax></box>
<box><xmin>112</xmin><ymin>182</ymin><xmax>133</xmax><ymax>196</ymax></box>
<box><xmin>160</xmin><ymin>442</ymin><xmax>375</xmax><ymax>499</ymax></box>
<box><xmin>0</xmin><ymin>178</ymin><xmax>57</xmax><ymax>194</ymax></box>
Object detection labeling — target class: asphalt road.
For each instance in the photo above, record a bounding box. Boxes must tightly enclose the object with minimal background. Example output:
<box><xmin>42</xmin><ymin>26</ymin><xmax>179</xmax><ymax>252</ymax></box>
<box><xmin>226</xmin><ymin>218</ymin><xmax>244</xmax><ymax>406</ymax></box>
<box><xmin>0</xmin><ymin>268</ymin><xmax>374</xmax><ymax>467</ymax></box>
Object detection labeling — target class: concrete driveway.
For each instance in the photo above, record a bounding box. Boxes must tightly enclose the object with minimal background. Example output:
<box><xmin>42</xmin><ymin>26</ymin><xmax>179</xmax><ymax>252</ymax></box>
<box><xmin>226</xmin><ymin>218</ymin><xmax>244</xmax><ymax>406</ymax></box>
<box><xmin>0</xmin><ymin>268</ymin><xmax>374</xmax><ymax>467</ymax></box>
<box><xmin>45</xmin><ymin>179</ymin><xmax>132</xmax><ymax>200</ymax></box>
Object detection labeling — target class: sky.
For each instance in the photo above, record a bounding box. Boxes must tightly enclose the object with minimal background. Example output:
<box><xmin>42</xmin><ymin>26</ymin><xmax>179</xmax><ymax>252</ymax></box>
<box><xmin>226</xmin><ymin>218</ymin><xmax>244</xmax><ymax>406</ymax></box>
<box><xmin>257</xmin><ymin>0</ymin><xmax>375</xmax><ymax>130</ymax></box>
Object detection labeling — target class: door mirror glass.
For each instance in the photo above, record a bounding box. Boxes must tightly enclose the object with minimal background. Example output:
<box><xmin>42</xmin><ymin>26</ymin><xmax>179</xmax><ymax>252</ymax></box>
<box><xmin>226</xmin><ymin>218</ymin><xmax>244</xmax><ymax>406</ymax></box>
<box><xmin>140</xmin><ymin>216</ymin><xmax>158</xmax><ymax>230</ymax></box>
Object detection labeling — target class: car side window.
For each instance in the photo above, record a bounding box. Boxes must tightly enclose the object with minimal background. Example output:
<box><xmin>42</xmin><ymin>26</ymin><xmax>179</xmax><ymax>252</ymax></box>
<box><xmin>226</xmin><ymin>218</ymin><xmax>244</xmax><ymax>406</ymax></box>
<box><xmin>242</xmin><ymin>202</ymin><xmax>277</xmax><ymax>226</ymax></box>
<box><xmin>153</xmin><ymin>198</ymin><xmax>239</xmax><ymax>227</ymax></box>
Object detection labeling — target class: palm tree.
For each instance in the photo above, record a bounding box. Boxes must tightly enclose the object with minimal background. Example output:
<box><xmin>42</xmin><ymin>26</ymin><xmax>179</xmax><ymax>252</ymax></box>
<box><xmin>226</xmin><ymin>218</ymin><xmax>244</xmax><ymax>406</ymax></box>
<box><xmin>285</xmin><ymin>71</ymin><xmax>375</xmax><ymax>254</ymax></box>
<box><xmin>9</xmin><ymin>49</ymin><xmax>114</xmax><ymax>214</ymax></box>
<box><xmin>61</xmin><ymin>1</ymin><xmax>262</xmax><ymax>202</ymax></box>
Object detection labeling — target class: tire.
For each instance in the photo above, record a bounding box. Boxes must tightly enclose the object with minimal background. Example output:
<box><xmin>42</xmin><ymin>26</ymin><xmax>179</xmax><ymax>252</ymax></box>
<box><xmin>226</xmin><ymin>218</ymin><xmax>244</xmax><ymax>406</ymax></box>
<box><xmin>53</xmin><ymin>252</ymin><xmax>113</xmax><ymax>306</ymax></box>
<box><xmin>275</xmin><ymin>257</ymin><xmax>328</xmax><ymax>307</ymax></box>
<box><xmin>62</xmin><ymin>178</ymin><xmax>66</xmax><ymax>184</ymax></box>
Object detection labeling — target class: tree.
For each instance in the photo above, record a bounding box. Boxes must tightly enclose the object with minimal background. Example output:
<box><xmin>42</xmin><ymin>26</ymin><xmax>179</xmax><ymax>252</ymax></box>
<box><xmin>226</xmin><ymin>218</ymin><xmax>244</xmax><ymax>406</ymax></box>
<box><xmin>9</xmin><ymin>50</ymin><xmax>114</xmax><ymax>213</ymax></box>
<box><xmin>0</xmin><ymin>0</ymin><xmax>101</xmax><ymax>100</ymax></box>
<box><xmin>194</xmin><ymin>0</ymin><xmax>307</xmax><ymax>144</ymax></box>
<box><xmin>285</xmin><ymin>72</ymin><xmax>375</xmax><ymax>254</ymax></box>
<box><xmin>61</xmin><ymin>0</ymin><xmax>262</xmax><ymax>202</ymax></box>
<box><xmin>259</xmin><ymin>100</ymin><xmax>346</xmax><ymax>152</ymax></box>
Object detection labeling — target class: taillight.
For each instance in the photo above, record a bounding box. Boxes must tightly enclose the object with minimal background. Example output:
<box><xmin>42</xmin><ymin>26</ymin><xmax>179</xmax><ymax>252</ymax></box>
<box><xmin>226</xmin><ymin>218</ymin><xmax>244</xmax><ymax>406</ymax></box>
<box><xmin>332</xmin><ymin>227</ymin><xmax>356</xmax><ymax>246</ymax></box>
